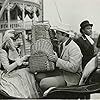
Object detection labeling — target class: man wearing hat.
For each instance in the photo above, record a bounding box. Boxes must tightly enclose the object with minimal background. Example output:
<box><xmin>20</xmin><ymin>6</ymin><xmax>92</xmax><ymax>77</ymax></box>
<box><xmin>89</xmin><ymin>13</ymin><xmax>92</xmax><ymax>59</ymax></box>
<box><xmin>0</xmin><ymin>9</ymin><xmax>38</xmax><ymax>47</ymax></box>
<box><xmin>76</xmin><ymin>20</ymin><xmax>95</xmax><ymax>69</ymax></box>
<box><xmin>39</xmin><ymin>23</ymin><xmax>83</xmax><ymax>91</ymax></box>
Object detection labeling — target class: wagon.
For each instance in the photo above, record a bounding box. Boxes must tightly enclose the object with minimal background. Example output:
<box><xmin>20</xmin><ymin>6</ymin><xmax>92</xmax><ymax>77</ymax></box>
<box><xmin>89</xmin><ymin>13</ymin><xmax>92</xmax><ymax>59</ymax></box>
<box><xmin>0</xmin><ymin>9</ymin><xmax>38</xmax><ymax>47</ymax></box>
<box><xmin>0</xmin><ymin>23</ymin><xmax>100</xmax><ymax>100</ymax></box>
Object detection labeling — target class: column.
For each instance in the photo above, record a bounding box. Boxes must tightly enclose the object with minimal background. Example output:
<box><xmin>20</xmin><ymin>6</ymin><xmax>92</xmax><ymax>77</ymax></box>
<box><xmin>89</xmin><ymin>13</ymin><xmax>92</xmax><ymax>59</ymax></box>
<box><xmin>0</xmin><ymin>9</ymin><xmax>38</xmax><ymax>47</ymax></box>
<box><xmin>0</xmin><ymin>0</ymin><xmax>10</xmax><ymax>19</ymax></box>
<box><xmin>38</xmin><ymin>0</ymin><xmax>43</xmax><ymax>22</ymax></box>
<box><xmin>33</xmin><ymin>6</ymin><xmax>38</xmax><ymax>22</ymax></box>
<box><xmin>22</xmin><ymin>3</ymin><xmax>25</xmax><ymax>28</ymax></box>
<box><xmin>7</xmin><ymin>3</ymin><xmax>10</xmax><ymax>29</ymax></box>
<box><xmin>20</xmin><ymin>30</ymin><xmax>26</xmax><ymax>56</ymax></box>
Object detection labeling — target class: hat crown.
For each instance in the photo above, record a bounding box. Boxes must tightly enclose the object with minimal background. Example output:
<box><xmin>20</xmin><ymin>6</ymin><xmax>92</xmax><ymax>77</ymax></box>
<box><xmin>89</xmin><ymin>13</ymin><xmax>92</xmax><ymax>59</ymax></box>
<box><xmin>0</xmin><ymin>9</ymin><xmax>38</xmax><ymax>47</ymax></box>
<box><xmin>50</xmin><ymin>22</ymin><xmax>71</xmax><ymax>34</ymax></box>
<box><xmin>80</xmin><ymin>20</ymin><xmax>93</xmax><ymax>28</ymax></box>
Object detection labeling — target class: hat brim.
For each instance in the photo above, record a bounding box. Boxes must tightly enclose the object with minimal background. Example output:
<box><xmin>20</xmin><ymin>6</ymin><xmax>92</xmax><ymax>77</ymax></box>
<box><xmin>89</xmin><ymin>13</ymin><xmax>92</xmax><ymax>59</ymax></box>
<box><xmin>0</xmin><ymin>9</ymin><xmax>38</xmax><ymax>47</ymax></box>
<box><xmin>84</xmin><ymin>24</ymin><xmax>93</xmax><ymax>28</ymax></box>
<box><xmin>6</xmin><ymin>29</ymin><xmax>15</xmax><ymax>34</ymax></box>
<box><xmin>50</xmin><ymin>26</ymin><xmax>70</xmax><ymax>35</ymax></box>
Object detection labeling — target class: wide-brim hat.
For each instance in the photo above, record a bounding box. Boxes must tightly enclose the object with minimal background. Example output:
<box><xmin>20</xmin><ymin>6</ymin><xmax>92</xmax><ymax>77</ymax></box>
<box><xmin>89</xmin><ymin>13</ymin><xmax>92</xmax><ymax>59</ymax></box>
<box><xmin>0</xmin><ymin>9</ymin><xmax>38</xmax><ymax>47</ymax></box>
<box><xmin>80</xmin><ymin>20</ymin><xmax>93</xmax><ymax>29</ymax></box>
<box><xmin>50</xmin><ymin>23</ymin><xmax>71</xmax><ymax>35</ymax></box>
<box><xmin>5</xmin><ymin>29</ymin><xmax>15</xmax><ymax>34</ymax></box>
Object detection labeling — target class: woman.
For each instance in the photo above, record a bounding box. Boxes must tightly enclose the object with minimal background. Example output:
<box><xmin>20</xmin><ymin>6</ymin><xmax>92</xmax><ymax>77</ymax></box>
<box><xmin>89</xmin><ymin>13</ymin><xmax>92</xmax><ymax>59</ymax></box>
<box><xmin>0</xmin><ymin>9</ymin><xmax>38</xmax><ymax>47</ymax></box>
<box><xmin>0</xmin><ymin>30</ymin><xmax>39</xmax><ymax>98</ymax></box>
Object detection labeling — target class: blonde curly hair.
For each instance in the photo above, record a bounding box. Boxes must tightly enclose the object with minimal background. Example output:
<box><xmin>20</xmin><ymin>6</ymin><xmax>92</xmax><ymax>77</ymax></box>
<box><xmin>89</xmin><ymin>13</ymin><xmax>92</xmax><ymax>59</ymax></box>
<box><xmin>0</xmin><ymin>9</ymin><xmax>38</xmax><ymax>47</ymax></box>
<box><xmin>2</xmin><ymin>30</ymin><xmax>16</xmax><ymax>51</ymax></box>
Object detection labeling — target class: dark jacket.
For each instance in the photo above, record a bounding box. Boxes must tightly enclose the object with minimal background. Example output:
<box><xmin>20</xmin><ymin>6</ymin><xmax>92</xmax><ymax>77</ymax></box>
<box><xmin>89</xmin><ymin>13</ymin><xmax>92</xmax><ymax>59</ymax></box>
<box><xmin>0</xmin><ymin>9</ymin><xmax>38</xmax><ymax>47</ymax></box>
<box><xmin>75</xmin><ymin>36</ymin><xmax>94</xmax><ymax>69</ymax></box>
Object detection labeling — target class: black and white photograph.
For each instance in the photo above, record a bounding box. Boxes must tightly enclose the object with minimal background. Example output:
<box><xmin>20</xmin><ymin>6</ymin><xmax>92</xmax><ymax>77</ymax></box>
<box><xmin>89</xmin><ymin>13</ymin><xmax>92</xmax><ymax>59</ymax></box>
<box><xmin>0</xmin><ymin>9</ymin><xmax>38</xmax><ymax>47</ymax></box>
<box><xmin>0</xmin><ymin>0</ymin><xmax>100</xmax><ymax>99</ymax></box>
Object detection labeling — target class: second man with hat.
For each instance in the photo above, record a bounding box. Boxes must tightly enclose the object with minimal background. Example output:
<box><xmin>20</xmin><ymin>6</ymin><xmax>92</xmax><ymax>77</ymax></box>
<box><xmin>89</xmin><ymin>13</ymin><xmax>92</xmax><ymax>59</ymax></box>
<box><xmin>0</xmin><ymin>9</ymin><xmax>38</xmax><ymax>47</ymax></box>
<box><xmin>76</xmin><ymin>20</ymin><xmax>95</xmax><ymax>69</ymax></box>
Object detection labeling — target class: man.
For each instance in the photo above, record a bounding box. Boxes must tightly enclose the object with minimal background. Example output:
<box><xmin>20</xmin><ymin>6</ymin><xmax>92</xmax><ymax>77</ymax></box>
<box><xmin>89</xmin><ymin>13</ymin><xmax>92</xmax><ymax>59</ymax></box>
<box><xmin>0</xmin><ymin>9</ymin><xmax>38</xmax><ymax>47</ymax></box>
<box><xmin>39</xmin><ymin>23</ymin><xmax>83</xmax><ymax>91</ymax></box>
<box><xmin>76</xmin><ymin>20</ymin><xmax>95</xmax><ymax>69</ymax></box>
<box><xmin>48</xmin><ymin>28</ymin><xmax>59</xmax><ymax>57</ymax></box>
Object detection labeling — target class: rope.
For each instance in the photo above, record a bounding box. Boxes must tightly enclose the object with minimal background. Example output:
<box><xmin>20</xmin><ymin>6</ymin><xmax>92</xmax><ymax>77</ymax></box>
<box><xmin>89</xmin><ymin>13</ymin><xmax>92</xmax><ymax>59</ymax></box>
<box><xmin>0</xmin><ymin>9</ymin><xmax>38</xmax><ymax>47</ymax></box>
<box><xmin>53</xmin><ymin>0</ymin><xmax>62</xmax><ymax>22</ymax></box>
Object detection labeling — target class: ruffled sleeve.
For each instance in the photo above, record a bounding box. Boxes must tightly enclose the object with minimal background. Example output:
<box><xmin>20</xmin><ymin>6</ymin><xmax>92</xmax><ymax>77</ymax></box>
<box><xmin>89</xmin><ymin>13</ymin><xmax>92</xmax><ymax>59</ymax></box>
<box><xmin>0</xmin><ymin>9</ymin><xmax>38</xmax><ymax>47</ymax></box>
<box><xmin>0</xmin><ymin>49</ymin><xmax>9</xmax><ymax>71</ymax></box>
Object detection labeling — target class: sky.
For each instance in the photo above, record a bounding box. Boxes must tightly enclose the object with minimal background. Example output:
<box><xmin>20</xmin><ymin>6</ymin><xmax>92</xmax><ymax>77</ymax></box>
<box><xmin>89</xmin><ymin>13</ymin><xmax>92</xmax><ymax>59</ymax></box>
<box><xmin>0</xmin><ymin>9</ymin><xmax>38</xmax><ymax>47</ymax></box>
<box><xmin>43</xmin><ymin>0</ymin><xmax>100</xmax><ymax>34</ymax></box>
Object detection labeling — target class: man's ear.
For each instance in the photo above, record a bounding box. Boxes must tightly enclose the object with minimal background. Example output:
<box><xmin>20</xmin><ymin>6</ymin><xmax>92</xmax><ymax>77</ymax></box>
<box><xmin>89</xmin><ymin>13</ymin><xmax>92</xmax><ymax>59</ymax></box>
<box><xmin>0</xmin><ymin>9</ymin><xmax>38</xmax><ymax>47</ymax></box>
<box><xmin>63</xmin><ymin>33</ymin><xmax>67</xmax><ymax>37</ymax></box>
<box><xmin>82</xmin><ymin>29</ymin><xmax>85</xmax><ymax>33</ymax></box>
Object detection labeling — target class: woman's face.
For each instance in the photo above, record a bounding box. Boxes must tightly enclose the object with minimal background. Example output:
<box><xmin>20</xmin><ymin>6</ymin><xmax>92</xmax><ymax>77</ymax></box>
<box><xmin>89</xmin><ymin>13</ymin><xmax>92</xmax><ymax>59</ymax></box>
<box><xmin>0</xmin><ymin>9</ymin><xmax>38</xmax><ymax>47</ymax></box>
<box><xmin>10</xmin><ymin>32</ymin><xmax>15</xmax><ymax>37</ymax></box>
<box><xmin>10</xmin><ymin>32</ymin><xmax>16</xmax><ymax>40</ymax></box>
<box><xmin>6</xmin><ymin>38</ymin><xmax>15</xmax><ymax>50</ymax></box>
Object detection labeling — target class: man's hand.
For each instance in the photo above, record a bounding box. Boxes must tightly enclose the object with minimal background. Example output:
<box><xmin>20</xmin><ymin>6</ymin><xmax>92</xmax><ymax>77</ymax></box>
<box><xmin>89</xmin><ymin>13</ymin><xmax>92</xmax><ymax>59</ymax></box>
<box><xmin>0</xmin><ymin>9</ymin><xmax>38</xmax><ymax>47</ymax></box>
<box><xmin>48</xmin><ymin>52</ymin><xmax>58</xmax><ymax>62</ymax></box>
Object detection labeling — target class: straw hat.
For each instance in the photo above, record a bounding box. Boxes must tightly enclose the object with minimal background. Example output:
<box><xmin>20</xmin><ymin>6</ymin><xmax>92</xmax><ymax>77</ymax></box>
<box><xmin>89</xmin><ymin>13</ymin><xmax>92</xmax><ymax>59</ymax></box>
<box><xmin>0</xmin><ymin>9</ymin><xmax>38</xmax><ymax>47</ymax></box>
<box><xmin>50</xmin><ymin>23</ymin><xmax>72</xmax><ymax>35</ymax></box>
<box><xmin>5</xmin><ymin>29</ymin><xmax>15</xmax><ymax>33</ymax></box>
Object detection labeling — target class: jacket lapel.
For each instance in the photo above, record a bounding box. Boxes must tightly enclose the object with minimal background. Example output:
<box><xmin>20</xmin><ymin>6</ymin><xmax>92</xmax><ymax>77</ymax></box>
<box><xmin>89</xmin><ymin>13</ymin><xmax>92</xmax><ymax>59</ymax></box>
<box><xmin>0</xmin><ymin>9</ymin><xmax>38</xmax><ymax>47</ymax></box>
<box><xmin>85</xmin><ymin>37</ymin><xmax>94</xmax><ymax>47</ymax></box>
<box><xmin>60</xmin><ymin>38</ymin><xmax>72</xmax><ymax>58</ymax></box>
<box><xmin>60</xmin><ymin>46</ymin><xmax>66</xmax><ymax>58</ymax></box>
<box><xmin>82</xmin><ymin>36</ymin><xmax>94</xmax><ymax>47</ymax></box>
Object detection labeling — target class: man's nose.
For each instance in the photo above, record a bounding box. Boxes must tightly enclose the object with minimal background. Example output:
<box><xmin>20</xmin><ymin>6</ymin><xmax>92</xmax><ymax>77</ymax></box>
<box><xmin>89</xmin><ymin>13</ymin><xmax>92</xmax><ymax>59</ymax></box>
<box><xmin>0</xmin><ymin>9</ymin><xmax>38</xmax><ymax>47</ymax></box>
<box><xmin>55</xmin><ymin>33</ymin><xmax>57</xmax><ymax>38</ymax></box>
<box><xmin>90</xmin><ymin>29</ymin><xmax>92</xmax><ymax>32</ymax></box>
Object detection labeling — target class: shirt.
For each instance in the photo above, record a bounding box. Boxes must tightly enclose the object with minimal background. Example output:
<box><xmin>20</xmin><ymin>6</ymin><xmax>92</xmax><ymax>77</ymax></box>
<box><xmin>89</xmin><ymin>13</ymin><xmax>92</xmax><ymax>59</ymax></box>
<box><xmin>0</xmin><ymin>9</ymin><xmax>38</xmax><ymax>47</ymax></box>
<box><xmin>85</xmin><ymin>34</ymin><xmax>94</xmax><ymax>45</ymax></box>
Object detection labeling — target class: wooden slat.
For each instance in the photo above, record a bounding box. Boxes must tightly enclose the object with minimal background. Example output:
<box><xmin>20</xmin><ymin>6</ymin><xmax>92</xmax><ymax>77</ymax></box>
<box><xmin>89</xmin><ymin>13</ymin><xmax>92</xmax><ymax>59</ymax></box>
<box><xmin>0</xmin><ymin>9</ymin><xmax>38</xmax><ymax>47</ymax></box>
<box><xmin>21</xmin><ymin>31</ymin><xmax>26</xmax><ymax>55</ymax></box>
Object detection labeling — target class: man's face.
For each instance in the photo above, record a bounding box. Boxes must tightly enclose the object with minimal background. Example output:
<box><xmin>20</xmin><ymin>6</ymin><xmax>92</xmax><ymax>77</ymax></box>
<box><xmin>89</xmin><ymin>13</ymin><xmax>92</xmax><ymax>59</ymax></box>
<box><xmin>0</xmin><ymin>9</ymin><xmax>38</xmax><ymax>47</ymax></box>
<box><xmin>49</xmin><ymin>29</ymin><xmax>56</xmax><ymax>40</ymax></box>
<box><xmin>55</xmin><ymin>31</ymin><xmax>64</xmax><ymax>42</ymax></box>
<box><xmin>83</xmin><ymin>25</ymin><xmax>92</xmax><ymax>36</ymax></box>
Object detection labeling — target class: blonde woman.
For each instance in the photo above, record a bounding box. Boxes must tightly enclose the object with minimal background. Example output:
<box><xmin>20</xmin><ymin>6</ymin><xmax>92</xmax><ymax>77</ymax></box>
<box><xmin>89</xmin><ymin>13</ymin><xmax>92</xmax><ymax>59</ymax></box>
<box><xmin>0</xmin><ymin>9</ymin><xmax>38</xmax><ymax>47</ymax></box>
<box><xmin>0</xmin><ymin>30</ymin><xmax>39</xmax><ymax>98</ymax></box>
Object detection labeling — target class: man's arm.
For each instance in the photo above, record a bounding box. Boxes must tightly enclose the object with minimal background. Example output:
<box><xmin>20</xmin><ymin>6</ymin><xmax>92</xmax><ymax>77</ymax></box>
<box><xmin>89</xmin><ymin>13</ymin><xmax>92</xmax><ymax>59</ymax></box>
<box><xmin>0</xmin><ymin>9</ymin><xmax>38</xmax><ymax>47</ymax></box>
<box><xmin>56</xmin><ymin>44</ymin><xmax>82</xmax><ymax>73</ymax></box>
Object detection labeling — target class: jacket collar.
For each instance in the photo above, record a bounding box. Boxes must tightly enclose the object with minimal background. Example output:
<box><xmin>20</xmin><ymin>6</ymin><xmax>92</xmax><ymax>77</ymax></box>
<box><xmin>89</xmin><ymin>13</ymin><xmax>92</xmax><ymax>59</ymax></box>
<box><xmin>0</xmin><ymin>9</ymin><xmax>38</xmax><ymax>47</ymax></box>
<box><xmin>60</xmin><ymin>38</ymin><xmax>72</xmax><ymax>58</ymax></box>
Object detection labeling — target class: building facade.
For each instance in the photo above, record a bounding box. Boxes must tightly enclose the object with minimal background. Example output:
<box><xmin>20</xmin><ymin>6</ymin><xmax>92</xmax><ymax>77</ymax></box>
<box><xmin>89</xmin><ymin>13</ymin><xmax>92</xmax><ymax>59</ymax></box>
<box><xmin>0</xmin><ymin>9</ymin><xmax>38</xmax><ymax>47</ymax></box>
<box><xmin>0</xmin><ymin>0</ymin><xmax>43</xmax><ymax>55</ymax></box>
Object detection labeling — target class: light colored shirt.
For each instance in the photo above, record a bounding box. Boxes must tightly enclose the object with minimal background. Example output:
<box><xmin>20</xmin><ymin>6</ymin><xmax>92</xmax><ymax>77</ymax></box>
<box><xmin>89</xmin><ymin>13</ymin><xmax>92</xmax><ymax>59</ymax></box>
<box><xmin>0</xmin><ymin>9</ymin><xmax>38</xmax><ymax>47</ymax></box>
<box><xmin>85</xmin><ymin>35</ymin><xmax>94</xmax><ymax>45</ymax></box>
